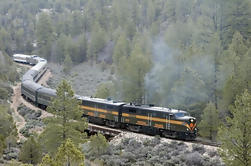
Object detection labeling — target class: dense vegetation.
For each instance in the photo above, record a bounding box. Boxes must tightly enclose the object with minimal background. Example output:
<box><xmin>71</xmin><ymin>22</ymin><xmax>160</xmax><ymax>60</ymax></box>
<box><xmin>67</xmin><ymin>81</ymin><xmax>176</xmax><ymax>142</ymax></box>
<box><xmin>0</xmin><ymin>0</ymin><xmax>250</xmax><ymax>165</ymax></box>
<box><xmin>0</xmin><ymin>0</ymin><xmax>250</xmax><ymax>109</ymax></box>
<box><xmin>0</xmin><ymin>52</ymin><xmax>18</xmax><ymax>162</ymax></box>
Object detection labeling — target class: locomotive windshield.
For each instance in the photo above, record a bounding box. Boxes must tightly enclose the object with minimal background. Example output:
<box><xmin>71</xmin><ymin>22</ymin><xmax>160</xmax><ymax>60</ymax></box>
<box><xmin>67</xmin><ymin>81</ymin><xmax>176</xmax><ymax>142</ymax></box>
<box><xmin>175</xmin><ymin>112</ymin><xmax>190</xmax><ymax>117</ymax></box>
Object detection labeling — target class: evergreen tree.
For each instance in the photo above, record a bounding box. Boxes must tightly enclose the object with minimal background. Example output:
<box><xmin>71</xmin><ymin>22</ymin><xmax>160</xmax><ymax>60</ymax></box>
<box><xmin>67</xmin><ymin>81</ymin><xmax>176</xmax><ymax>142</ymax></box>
<box><xmin>95</xmin><ymin>82</ymin><xmax>114</xmax><ymax>99</ymax></box>
<box><xmin>209</xmin><ymin>34</ymin><xmax>223</xmax><ymax>110</ymax></box>
<box><xmin>0</xmin><ymin>105</ymin><xmax>17</xmax><ymax>141</ymax></box>
<box><xmin>70</xmin><ymin>11</ymin><xmax>83</xmax><ymax>36</ymax></box>
<box><xmin>117</xmin><ymin>36</ymin><xmax>152</xmax><ymax>103</ymax></box>
<box><xmin>198</xmin><ymin>102</ymin><xmax>220</xmax><ymax>141</ymax></box>
<box><xmin>5</xmin><ymin>134</ymin><xmax>17</xmax><ymax>152</ymax></box>
<box><xmin>36</xmin><ymin>13</ymin><xmax>53</xmax><ymax>59</ymax></box>
<box><xmin>218</xmin><ymin>90</ymin><xmax>251</xmax><ymax>166</ymax></box>
<box><xmin>89</xmin><ymin>133</ymin><xmax>108</xmax><ymax>157</ymax></box>
<box><xmin>39</xmin><ymin>80</ymin><xmax>87</xmax><ymax>154</ymax></box>
<box><xmin>0</xmin><ymin>135</ymin><xmax>5</xmax><ymax>157</ymax></box>
<box><xmin>19</xmin><ymin>136</ymin><xmax>42</xmax><ymax>165</ymax></box>
<box><xmin>146</xmin><ymin>0</ymin><xmax>156</xmax><ymax>26</ymax></box>
<box><xmin>162</xmin><ymin>0</ymin><xmax>176</xmax><ymax>23</ymax></box>
<box><xmin>0</xmin><ymin>28</ymin><xmax>12</xmax><ymax>54</ymax></box>
<box><xmin>53</xmin><ymin>34</ymin><xmax>69</xmax><ymax>63</ymax></box>
<box><xmin>112</xmin><ymin>33</ymin><xmax>130</xmax><ymax>65</ymax></box>
<box><xmin>87</xmin><ymin>22</ymin><xmax>106</xmax><ymax>63</ymax></box>
<box><xmin>63</xmin><ymin>54</ymin><xmax>73</xmax><ymax>74</ymax></box>
<box><xmin>222</xmin><ymin>31</ymin><xmax>249</xmax><ymax>114</ymax></box>
<box><xmin>39</xmin><ymin>139</ymin><xmax>84</xmax><ymax>166</ymax></box>
<box><xmin>38</xmin><ymin>154</ymin><xmax>54</xmax><ymax>166</ymax></box>
<box><xmin>78</xmin><ymin>34</ymin><xmax>88</xmax><ymax>63</ymax></box>
<box><xmin>54</xmin><ymin>139</ymin><xmax>84</xmax><ymax>166</ymax></box>
<box><xmin>221</xmin><ymin>0</ymin><xmax>251</xmax><ymax>47</ymax></box>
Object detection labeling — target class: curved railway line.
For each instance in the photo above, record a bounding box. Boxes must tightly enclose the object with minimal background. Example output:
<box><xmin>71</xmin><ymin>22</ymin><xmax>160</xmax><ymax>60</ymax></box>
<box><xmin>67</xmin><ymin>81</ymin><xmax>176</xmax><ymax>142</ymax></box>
<box><xmin>13</xmin><ymin>55</ymin><xmax>218</xmax><ymax>148</ymax></box>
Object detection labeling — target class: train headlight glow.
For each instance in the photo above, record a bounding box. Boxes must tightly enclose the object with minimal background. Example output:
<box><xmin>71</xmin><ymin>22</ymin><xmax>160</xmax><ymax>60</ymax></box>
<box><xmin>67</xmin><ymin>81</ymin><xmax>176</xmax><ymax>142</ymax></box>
<box><xmin>190</xmin><ymin>119</ymin><xmax>194</xmax><ymax>122</ymax></box>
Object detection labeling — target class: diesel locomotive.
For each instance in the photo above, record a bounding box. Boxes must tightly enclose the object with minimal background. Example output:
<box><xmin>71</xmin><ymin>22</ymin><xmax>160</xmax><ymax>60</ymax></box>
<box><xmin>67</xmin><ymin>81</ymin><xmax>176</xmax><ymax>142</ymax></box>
<box><xmin>14</xmin><ymin>54</ymin><xmax>197</xmax><ymax>140</ymax></box>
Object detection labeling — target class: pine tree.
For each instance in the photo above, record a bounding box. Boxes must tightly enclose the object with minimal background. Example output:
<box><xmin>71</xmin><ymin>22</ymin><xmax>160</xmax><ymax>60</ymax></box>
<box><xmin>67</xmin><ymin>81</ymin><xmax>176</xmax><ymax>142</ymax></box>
<box><xmin>0</xmin><ymin>105</ymin><xmax>16</xmax><ymax>138</ymax></box>
<box><xmin>0</xmin><ymin>28</ymin><xmax>12</xmax><ymax>54</ymax></box>
<box><xmin>39</xmin><ymin>139</ymin><xmax>84</xmax><ymax>166</ymax></box>
<box><xmin>112</xmin><ymin>33</ymin><xmax>130</xmax><ymax>65</ymax></box>
<box><xmin>39</xmin><ymin>80</ymin><xmax>87</xmax><ymax>154</ymax></box>
<box><xmin>95</xmin><ymin>82</ymin><xmax>114</xmax><ymax>99</ymax></box>
<box><xmin>54</xmin><ymin>34</ymin><xmax>69</xmax><ymax>63</ymax></box>
<box><xmin>63</xmin><ymin>54</ymin><xmax>73</xmax><ymax>74</ymax></box>
<box><xmin>89</xmin><ymin>133</ymin><xmax>108</xmax><ymax>157</ymax></box>
<box><xmin>36</xmin><ymin>13</ymin><xmax>53</xmax><ymax>59</ymax></box>
<box><xmin>0</xmin><ymin>104</ymin><xmax>17</xmax><ymax>157</ymax></box>
<box><xmin>221</xmin><ymin>0</ymin><xmax>251</xmax><ymax>47</ymax></box>
<box><xmin>222</xmin><ymin>31</ymin><xmax>249</xmax><ymax>114</ymax></box>
<box><xmin>117</xmin><ymin>36</ymin><xmax>152</xmax><ymax>104</ymax></box>
<box><xmin>198</xmin><ymin>102</ymin><xmax>220</xmax><ymax>141</ymax></box>
<box><xmin>0</xmin><ymin>135</ymin><xmax>5</xmax><ymax>157</ymax></box>
<box><xmin>19</xmin><ymin>136</ymin><xmax>42</xmax><ymax>165</ymax></box>
<box><xmin>54</xmin><ymin>139</ymin><xmax>84</xmax><ymax>166</ymax></box>
<box><xmin>218</xmin><ymin>90</ymin><xmax>251</xmax><ymax>166</ymax></box>
<box><xmin>38</xmin><ymin>154</ymin><xmax>54</xmax><ymax>166</ymax></box>
<box><xmin>87</xmin><ymin>22</ymin><xmax>106</xmax><ymax>63</ymax></box>
<box><xmin>78</xmin><ymin>34</ymin><xmax>88</xmax><ymax>63</ymax></box>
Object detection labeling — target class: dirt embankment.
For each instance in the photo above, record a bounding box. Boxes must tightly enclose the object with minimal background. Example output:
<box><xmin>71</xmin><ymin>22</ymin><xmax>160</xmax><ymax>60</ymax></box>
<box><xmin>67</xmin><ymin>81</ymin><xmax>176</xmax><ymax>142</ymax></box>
<box><xmin>10</xmin><ymin>64</ymin><xmax>52</xmax><ymax>141</ymax></box>
<box><xmin>10</xmin><ymin>83</ymin><xmax>26</xmax><ymax>141</ymax></box>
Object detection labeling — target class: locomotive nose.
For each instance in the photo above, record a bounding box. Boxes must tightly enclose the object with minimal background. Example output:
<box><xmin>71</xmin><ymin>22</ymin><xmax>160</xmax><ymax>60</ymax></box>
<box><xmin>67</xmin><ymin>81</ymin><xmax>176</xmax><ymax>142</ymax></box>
<box><xmin>189</xmin><ymin>118</ymin><xmax>196</xmax><ymax>123</ymax></box>
<box><xmin>188</xmin><ymin>118</ymin><xmax>196</xmax><ymax>130</ymax></box>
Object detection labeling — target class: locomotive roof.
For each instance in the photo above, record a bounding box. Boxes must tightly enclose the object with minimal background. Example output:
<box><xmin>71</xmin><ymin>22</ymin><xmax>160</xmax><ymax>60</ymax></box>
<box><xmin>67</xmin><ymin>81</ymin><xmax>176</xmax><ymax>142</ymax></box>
<box><xmin>77</xmin><ymin>96</ymin><xmax>125</xmax><ymax>106</ymax></box>
<box><xmin>124</xmin><ymin>104</ymin><xmax>187</xmax><ymax>114</ymax></box>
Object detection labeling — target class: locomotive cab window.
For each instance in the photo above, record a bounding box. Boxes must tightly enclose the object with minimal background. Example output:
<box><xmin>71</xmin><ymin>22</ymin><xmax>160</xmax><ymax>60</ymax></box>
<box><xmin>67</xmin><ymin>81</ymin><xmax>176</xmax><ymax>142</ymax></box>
<box><xmin>175</xmin><ymin>112</ymin><xmax>189</xmax><ymax>118</ymax></box>
<box><xmin>107</xmin><ymin>105</ymin><xmax>113</xmax><ymax>110</ymax></box>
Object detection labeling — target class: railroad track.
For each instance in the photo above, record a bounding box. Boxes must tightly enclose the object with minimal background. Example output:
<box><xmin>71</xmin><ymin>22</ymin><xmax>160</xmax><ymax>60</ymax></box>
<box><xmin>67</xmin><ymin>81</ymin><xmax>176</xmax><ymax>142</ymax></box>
<box><xmin>87</xmin><ymin>123</ymin><xmax>219</xmax><ymax>147</ymax></box>
<box><xmin>87</xmin><ymin>123</ymin><xmax>122</xmax><ymax>136</ymax></box>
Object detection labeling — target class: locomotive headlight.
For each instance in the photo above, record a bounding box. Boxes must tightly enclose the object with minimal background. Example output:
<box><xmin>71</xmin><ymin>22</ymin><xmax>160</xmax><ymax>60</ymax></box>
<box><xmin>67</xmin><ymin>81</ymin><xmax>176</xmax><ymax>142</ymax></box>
<box><xmin>190</xmin><ymin>119</ymin><xmax>194</xmax><ymax>123</ymax></box>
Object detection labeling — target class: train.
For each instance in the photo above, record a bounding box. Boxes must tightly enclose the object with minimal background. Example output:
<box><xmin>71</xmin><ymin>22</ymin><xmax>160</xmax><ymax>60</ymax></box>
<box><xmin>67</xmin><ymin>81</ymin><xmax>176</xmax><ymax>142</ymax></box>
<box><xmin>14</xmin><ymin>54</ymin><xmax>197</xmax><ymax>140</ymax></box>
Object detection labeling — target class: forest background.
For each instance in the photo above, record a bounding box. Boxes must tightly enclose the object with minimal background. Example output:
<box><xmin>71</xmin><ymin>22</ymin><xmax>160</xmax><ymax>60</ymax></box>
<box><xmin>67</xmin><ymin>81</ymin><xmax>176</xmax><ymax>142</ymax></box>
<box><xmin>0</xmin><ymin>0</ymin><xmax>250</xmax><ymax>165</ymax></box>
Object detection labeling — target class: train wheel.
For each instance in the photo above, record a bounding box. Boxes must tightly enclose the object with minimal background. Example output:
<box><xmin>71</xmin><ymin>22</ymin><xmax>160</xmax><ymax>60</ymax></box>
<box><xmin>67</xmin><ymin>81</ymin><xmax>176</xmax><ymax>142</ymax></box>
<box><xmin>127</xmin><ymin>125</ymin><xmax>141</xmax><ymax>132</ymax></box>
<box><xmin>105</xmin><ymin>120</ymin><xmax>116</xmax><ymax>128</ymax></box>
<box><xmin>162</xmin><ymin>130</ymin><xmax>177</xmax><ymax>138</ymax></box>
<box><xmin>22</xmin><ymin>95</ymin><xmax>26</xmax><ymax>100</ymax></box>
